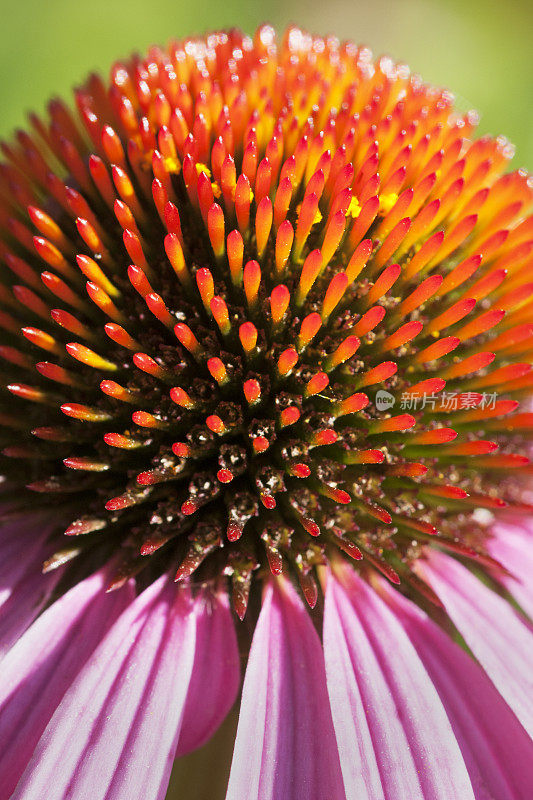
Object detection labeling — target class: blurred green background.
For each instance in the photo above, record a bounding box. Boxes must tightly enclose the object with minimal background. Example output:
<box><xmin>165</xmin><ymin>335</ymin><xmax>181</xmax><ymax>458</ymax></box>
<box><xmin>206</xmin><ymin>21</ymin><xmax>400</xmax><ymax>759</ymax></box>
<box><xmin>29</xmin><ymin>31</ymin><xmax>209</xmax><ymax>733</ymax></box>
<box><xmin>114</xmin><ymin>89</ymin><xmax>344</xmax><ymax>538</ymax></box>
<box><xmin>0</xmin><ymin>1</ymin><xmax>530</xmax><ymax>797</ymax></box>
<box><xmin>0</xmin><ymin>0</ymin><xmax>531</xmax><ymax>164</ymax></box>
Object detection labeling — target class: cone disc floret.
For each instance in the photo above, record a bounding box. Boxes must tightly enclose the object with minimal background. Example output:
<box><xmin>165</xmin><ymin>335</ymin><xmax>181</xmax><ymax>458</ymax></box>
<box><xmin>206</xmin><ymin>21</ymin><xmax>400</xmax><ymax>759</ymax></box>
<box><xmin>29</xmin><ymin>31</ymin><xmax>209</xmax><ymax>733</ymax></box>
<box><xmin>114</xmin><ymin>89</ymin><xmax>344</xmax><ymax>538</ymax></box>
<box><xmin>0</xmin><ymin>26</ymin><xmax>532</xmax><ymax>617</ymax></box>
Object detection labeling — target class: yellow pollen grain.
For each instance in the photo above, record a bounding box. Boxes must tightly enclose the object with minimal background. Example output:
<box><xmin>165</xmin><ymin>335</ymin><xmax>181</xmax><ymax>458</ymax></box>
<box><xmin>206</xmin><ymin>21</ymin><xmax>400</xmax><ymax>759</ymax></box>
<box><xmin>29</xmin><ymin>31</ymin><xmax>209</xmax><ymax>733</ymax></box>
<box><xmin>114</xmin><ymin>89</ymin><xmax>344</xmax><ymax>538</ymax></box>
<box><xmin>346</xmin><ymin>197</ymin><xmax>362</xmax><ymax>218</ymax></box>
<box><xmin>164</xmin><ymin>156</ymin><xmax>181</xmax><ymax>174</ymax></box>
<box><xmin>195</xmin><ymin>163</ymin><xmax>212</xmax><ymax>177</ymax></box>
<box><xmin>211</xmin><ymin>182</ymin><xmax>221</xmax><ymax>198</ymax></box>
<box><xmin>295</xmin><ymin>203</ymin><xmax>323</xmax><ymax>226</ymax></box>
<box><xmin>379</xmin><ymin>192</ymin><xmax>399</xmax><ymax>215</ymax></box>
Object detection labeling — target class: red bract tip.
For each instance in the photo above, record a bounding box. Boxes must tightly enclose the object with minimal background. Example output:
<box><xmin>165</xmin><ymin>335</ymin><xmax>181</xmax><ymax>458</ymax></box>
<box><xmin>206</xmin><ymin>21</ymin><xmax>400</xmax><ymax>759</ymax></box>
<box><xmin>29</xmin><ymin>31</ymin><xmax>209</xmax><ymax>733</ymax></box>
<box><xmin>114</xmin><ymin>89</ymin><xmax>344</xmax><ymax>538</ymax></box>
<box><xmin>172</xmin><ymin>442</ymin><xmax>190</xmax><ymax>458</ymax></box>
<box><xmin>128</xmin><ymin>264</ymin><xmax>153</xmax><ymax>298</ymax></box>
<box><xmin>206</xmin><ymin>415</ymin><xmax>225</xmax><ymax>434</ymax></box>
<box><xmin>429</xmin><ymin>298</ymin><xmax>476</xmax><ymax>332</ymax></box>
<box><xmin>132</xmin><ymin>411</ymin><xmax>163</xmax><ymax>429</ymax></box>
<box><xmin>261</xmin><ymin>493</ymin><xmax>276</xmax><ymax>510</ymax></box>
<box><xmin>210</xmin><ymin>296</ymin><xmax>231</xmax><ymax>335</ymax></box>
<box><xmin>63</xmin><ymin>457</ymin><xmax>109</xmax><ymax>472</ymax></box>
<box><xmin>280</xmin><ymin>406</ymin><xmax>301</xmax><ymax>427</ymax></box>
<box><xmin>353</xmin><ymin>305</ymin><xmax>386</xmax><ymax>337</ymax></box>
<box><xmin>366</xmin><ymin>263</ymin><xmax>401</xmax><ymax>307</ymax></box>
<box><xmin>239</xmin><ymin>321</ymin><xmax>258</xmax><ymax>353</ymax></box>
<box><xmin>170</xmin><ymin>386</ymin><xmax>194</xmax><ymax>409</ymax></box>
<box><xmin>174</xmin><ymin>323</ymin><xmax>202</xmax><ymax>356</ymax></box>
<box><xmin>414</xmin><ymin>336</ymin><xmax>460</xmax><ymax>363</ymax></box>
<box><xmin>443</xmin><ymin>440</ymin><xmax>498</xmax><ymax>456</ymax></box>
<box><xmin>275</xmin><ymin>220</ymin><xmax>294</xmax><ymax>275</ymax></box>
<box><xmin>227</xmin><ymin>522</ymin><xmax>243</xmax><ymax>542</ymax></box>
<box><xmin>243</xmin><ymin>379</ymin><xmax>261</xmax><ymax>404</ymax></box>
<box><xmin>270</xmin><ymin>284</ymin><xmax>290</xmax><ymax>325</ymax></box>
<box><xmin>277</xmin><ymin>348</ymin><xmax>298</xmax><ymax>376</ymax></box>
<box><xmin>322</xmin><ymin>272</ymin><xmax>349</xmax><ymax>321</ymax></box>
<box><xmin>217</xmin><ymin>468</ymin><xmax>234</xmax><ymax>483</ymax></box>
<box><xmin>208</xmin><ymin>203</ymin><xmax>225</xmax><ymax>257</ymax></box>
<box><xmin>105</xmin><ymin>497</ymin><xmax>131</xmax><ymax>511</ymax></box>
<box><xmin>255</xmin><ymin>197</ymin><xmax>273</xmax><ymax>257</ymax></box>
<box><xmin>305</xmin><ymin>371</ymin><xmax>329</xmax><ymax>397</ymax></box>
<box><xmin>388</xmin><ymin>462</ymin><xmax>428</xmax><ymax>477</ymax></box>
<box><xmin>227</xmin><ymin>229</ymin><xmax>244</xmax><ymax>286</ymax></box>
<box><xmin>328</xmin><ymin>488</ymin><xmax>351</xmax><ymax>504</ymax></box>
<box><xmin>370</xmin><ymin>415</ymin><xmax>416</xmax><ymax>434</ymax></box>
<box><xmin>297</xmin><ymin>249</ymin><xmax>323</xmax><ymax>305</ymax></box>
<box><xmin>358</xmin><ymin>361</ymin><xmax>397</xmax><ymax>388</ymax></box>
<box><xmin>181</xmin><ymin>500</ymin><xmax>198</xmax><ymax>516</ymax></box>
<box><xmin>336</xmin><ymin>393</ymin><xmax>369</xmax><ymax>416</ymax></box>
<box><xmin>291</xmin><ymin>463</ymin><xmax>311</xmax><ymax>478</ymax></box>
<box><xmin>405</xmin><ymin>378</ymin><xmax>446</xmax><ymax>397</ymax></box>
<box><xmin>298</xmin><ymin>312</ymin><xmax>322</xmax><ymax>351</ymax></box>
<box><xmin>424</xmin><ymin>485</ymin><xmax>469</xmax><ymax>499</ymax></box>
<box><xmin>207</xmin><ymin>357</ymin><xmax>228</xmax><ymax>384</ymax></box>
<box><xmin>381</xmin><ymin>320</ymin><xmax>424</xmax><ymax>352</ymax></box>
<box><xmin>326</xmin><ymin>335</ymin><xmax>360</xmax><ymax>370</ymax></box>
<box><xmin>410</xmin><ymin>428</ymin><xmax>458</xmax><ymax>445</ymax></box>
<box><xmin>253</xmin><ymin>436</ymin><xmax>270</xmax><ymax>453</ymax></box>
<box><xmin>313</xmin><ymin>430</ymin><xmax>338</xmax><ymax>446</ymax></box>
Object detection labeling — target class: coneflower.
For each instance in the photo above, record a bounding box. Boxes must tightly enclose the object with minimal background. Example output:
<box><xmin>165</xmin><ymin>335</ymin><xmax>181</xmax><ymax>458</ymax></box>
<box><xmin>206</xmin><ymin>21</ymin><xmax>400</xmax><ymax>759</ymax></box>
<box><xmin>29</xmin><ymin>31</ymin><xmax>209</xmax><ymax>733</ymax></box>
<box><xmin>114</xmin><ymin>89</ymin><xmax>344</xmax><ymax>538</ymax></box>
<box><xmin>0</xmin><ymin>25</ymin><xmax>531</xmax><ymax>800</ymax></box>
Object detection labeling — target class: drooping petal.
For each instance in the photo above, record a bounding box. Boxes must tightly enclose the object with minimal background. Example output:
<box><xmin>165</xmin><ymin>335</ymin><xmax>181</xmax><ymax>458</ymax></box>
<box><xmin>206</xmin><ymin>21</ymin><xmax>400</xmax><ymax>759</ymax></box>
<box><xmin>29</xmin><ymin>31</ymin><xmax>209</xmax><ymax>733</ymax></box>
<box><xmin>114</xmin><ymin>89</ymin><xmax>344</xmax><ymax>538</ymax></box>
<box><xmin>226</xmin><ymin>578</ymin><xmax>345</xmax><ymax>800</ymax></box>
<box><xmin>0</xmin><ymin>570</ymin><xmax>134</xmax><ymax>800</ymax></box>
<box><xmin>382</xmin><ymin>581</ymin><xmax>533</xmax><ymax>800</ymax></box>
<box><xmin>487</xmin><ymin>518</ymin><xmax>533</xmax><ymax>618</ymax></box>
<box><xmin>323</xmin><ymin>566</ymin><xmax>475</xmax><ymax>800</ymax></box>
<box><xmin>421</xmin><ymin>551</ymin><xmax>533</xmax><ymax>737</ymax></box>
<box><xmin>12</xmin><ymin>575</ymin><xmax>197</xmax><ymax>800</ymax></box>
<box><xmin>176</xmin><ymin>587</ymin><xmax>240</xmax><ymax>757</ymax></box>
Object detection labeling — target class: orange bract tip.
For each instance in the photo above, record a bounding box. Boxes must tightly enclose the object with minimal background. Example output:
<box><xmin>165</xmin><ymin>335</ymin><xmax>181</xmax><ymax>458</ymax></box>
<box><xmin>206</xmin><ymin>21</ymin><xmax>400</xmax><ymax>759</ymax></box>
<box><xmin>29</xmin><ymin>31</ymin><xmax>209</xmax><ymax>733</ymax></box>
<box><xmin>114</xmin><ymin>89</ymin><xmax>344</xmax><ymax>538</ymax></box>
<box><xmin>280</xmin><ymin>406</ymin><xmax>301</xmax><ymax>427</ymax></box>
<box><xmin>370</xmin><ymin>414</ymin><xmax>416</xmax><ymax>434</ymax></box>
<box><xmin>170</xmin><ymin>386</ymin><xmax>195</xmax><ymax>408</ymax></box>
<box><xmin>243</xmin><ymin>260</ymin><xmax>261</xmax><ymax>308</ymax></box>
<box><xmin>322</xmin><ymin>272</ymin><xmax>349</xmax><ymax>321</ymax></box>
<box><xmin>270</xmin><ymin>284</ymin><xmax>290</xmax><ymax>325</ymax></box>
<box><xmin>243</xmin><ymin>379</ymin><xmax>261</xmax><ymax>404</ymax></box>
<box><xmin>277</xmin><ymin>348</ymin><xmax>298</xmax><ymax>376</ymax></box>
<box><xmin>196</xmin><ymin>267</ymin><xmax>215</xmax><ymax>310</ymax></box>
<box><xmin>174</xmin><ymin>323</ymin><xmax>202</xmax><ymax>355</ymax></box>
<box><xmin>305</xmin><ymin>371</ymin><xmax>329</xmax><ymax>397</ymax></box>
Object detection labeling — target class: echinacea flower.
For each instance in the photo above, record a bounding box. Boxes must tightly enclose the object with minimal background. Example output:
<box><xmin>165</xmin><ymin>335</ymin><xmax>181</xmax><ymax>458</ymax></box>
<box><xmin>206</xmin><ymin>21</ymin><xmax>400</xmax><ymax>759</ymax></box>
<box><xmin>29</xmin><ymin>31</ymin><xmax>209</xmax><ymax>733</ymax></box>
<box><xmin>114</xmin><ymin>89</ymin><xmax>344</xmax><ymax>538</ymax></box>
<box><xmin>0</xmin><ymin>23</ymin><xmax>532</xmax><ymax>799</ymax></box>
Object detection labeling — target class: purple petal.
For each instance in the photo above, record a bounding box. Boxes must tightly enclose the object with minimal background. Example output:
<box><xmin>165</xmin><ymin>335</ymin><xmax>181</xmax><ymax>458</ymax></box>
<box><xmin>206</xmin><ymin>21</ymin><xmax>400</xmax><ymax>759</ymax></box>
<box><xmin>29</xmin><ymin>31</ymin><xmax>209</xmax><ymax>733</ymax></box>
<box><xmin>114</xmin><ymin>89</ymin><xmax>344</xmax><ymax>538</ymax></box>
<box><xmin>0</xmin><ymin>570</ymin><xmax>134</xmax><ymax>799</ymax></box>
<box><xmin>324</xmin><ymin>566</ymin><xmax>475</xmax><ymax>800</ymax></box>
<box><xmin>176</xmin><ymin>587</ymin><xmax>240</xmax><ymax>757</ymax></box>
<box><xmin>383</xmin><ymin>581</ymin><xmax>533</xmax><ymax>800</ymax></box>
<box><xmin>226</xmin><ymin>578</ymin><xmax>345</xmax><ymax>800</ymax></box>
<box><xmin>422</xmin><ymin>551</ymin><xmax>533</xmax><ymax>737</ymax></box>
<box><xmin>0</xmin><ymin>516</ymin><xmax>63</xmax><ymax>655</ymax></box>
<box><xmin>487</xmin><ymin>519</ymin><xmax>533</xmax><ymax>618</ymax></box>
<box><xmin>12</xmin><ymin>576</ymin><xmax>197</xmax><ymax>800</ymax></box>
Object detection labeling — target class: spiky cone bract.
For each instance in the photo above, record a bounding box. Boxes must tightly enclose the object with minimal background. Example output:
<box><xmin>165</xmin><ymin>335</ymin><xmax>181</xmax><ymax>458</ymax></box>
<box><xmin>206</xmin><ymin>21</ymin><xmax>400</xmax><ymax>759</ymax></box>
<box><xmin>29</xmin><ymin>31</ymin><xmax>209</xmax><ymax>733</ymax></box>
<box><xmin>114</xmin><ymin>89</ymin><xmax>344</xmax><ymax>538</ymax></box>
<box><xmin>0</xmin><ymin>25</ymin><xmax>532</xmax><ymax>619</ymax></box>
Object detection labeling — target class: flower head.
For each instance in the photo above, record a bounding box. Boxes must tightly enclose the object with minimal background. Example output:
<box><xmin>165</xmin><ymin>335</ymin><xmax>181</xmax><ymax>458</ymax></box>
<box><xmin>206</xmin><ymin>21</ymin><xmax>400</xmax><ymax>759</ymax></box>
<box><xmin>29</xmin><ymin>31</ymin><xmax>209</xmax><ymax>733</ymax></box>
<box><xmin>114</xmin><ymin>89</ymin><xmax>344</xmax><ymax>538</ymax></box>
<box><xmin>0</xmin><ymin>25</ymin><xmax>532</xmax><ymax>800</ymax></box>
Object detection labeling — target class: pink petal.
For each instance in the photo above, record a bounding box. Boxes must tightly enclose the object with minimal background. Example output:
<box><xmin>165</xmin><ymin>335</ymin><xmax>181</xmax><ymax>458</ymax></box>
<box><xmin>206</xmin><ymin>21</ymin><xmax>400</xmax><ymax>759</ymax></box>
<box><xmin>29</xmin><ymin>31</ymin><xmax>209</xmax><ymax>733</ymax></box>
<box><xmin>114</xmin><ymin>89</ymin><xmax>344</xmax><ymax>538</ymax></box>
<box><xmin>487</xmin><ymin>519</ymin><xmax>533</xmax><ymax>618</ymax></box>
<box><xmin>176</xmin><ymin>587</ymin><xmax>240</xmax><ymax>757</ymax></box>
<box><xmin>421</xmin><ymin>551</ymin><xmax>533</xmax><ymax>737</ymax></box>
<box><xmin>0</xmin><ymin>515</ymin><xmax>62</xmax><ymax>655</ymax></box>
<box><xmin>226</xmin><ymin>578</ymin><xmax>345</xmax><ymax>800</ymax></box>
<box><xmin>324</xmin><ymin>566</ymin><xmax>475</xmax><ymax>800</ymax></box>
<box><xmin>0</xmin><ymin>570</ymin><xmax>134</xmax><ymax>799</ymax></box>
<box><xmin>13</xmin><ymin>576</ymin><xmax>197</xmax><ymax>800</ymax></box>
<box><xmin>0</xmin><ymin>561</ymin><xmax>61</xmax><ymax>658</ymax></box>
<box><xmin>0</xmin><ymin>517</ymin><xmax>47</xmax><ymax>601</ymax></box>
<box><xmin>383</xmin><ymin>582</ymin><xmax>533</xmax><ymax>800</ymax></box>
